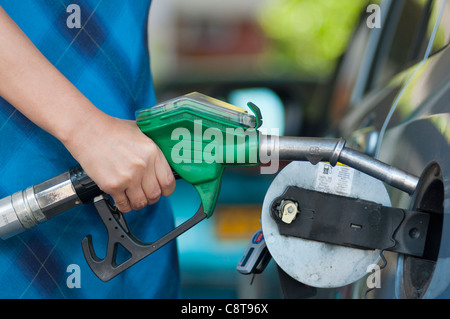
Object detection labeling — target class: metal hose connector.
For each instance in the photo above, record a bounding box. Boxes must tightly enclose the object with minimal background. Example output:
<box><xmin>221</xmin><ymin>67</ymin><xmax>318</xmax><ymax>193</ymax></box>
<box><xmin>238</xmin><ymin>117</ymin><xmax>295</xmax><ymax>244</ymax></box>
<box><xmin>0</xmin><ymin>171</ymin><xmax>83</xmax><ymax>240</ymax></box>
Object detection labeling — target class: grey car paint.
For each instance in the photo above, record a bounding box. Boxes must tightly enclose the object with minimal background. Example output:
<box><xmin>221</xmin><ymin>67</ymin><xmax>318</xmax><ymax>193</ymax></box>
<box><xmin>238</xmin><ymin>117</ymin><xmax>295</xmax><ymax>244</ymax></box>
<box><xmin>335</xmin><ymin>0</ymin><xmax>450</xmax><ymax>298</ymax></box>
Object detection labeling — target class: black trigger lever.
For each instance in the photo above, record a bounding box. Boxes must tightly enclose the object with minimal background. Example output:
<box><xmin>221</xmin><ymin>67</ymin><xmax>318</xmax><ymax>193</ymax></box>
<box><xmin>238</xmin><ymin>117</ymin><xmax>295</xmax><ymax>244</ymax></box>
<box><xmin>82</xmin><ymin>195</ymin><xmax>206</xmax><ymax>282</ymax></box>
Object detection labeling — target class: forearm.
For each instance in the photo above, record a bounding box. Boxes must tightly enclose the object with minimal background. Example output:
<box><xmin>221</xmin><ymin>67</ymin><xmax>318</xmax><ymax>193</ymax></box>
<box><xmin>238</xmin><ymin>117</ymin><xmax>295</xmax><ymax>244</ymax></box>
<box><xmin>0</xmin><ymin>6</ymin><xmax>175</xmax><ymax>212</ymax></box>
<box><xmin>0</xmin><ymin>6</ymin><xmax>107</xmax><ymax>145</ymax></box>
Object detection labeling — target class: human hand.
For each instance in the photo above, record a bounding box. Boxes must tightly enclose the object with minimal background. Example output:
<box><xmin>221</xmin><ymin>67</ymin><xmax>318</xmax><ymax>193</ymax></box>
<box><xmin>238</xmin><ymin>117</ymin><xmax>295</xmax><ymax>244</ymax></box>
<box><xmin>65</xmin><ymin>114</ymin><xmax>176</xmax><ymax>213</ymax></box>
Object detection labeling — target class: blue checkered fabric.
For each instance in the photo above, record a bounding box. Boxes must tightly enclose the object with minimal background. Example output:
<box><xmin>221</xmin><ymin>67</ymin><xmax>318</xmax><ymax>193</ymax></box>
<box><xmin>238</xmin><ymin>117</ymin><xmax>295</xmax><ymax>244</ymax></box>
<box><xmin>0</xmin><ymin>0</ymin><xmax>180</xmax><ymax>298</ymax></box>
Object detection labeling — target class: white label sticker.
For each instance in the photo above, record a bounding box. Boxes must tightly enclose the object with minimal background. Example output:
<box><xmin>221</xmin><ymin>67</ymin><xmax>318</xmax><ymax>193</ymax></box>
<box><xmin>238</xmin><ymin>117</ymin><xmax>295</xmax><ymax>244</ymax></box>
<box><xmin>314</xmin><ymin>162</ymin><xmax>355</xmax><ymax>196</ymax></box>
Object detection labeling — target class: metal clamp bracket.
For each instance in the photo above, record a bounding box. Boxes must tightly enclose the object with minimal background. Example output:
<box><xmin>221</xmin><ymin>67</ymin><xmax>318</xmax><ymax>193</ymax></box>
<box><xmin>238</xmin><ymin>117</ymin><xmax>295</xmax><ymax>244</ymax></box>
<box><xmin>270</xmin><ymin>186</ymin><xmax>430</xmax><ymax>258</ymax></box>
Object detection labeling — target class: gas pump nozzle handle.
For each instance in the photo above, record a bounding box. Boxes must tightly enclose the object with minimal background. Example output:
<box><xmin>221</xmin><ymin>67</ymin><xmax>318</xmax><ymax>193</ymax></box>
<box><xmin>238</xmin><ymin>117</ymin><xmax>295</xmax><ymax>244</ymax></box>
<box><xmin>0</xmin><ymin>92</ymin><xmax>421</xmax><ymax>282</ymax></box>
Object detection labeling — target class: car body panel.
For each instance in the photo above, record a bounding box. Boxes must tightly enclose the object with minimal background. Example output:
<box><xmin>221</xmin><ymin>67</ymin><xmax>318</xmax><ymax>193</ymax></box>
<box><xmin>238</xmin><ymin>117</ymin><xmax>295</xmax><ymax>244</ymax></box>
<box><xmin>337</xmin><ymin>0</ymin><xmax>450</xmax><ymax>298</ymax></box>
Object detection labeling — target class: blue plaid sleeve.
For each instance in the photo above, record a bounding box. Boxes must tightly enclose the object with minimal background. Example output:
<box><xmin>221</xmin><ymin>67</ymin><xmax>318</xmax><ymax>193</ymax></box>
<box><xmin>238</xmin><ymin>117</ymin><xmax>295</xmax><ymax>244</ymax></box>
<box><xmin>0</xmin><ymin>0</ymin><xmax>179</xmax><ymax>299</ymax></box>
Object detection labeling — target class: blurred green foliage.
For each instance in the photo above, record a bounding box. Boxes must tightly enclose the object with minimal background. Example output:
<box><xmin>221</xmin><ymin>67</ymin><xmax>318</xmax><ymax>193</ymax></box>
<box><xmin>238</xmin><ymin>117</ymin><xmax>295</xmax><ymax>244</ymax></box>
<box><xmin>258</xmin><ymin>0</ymin><xmax>377</xmax><ymax>79</ymax></box>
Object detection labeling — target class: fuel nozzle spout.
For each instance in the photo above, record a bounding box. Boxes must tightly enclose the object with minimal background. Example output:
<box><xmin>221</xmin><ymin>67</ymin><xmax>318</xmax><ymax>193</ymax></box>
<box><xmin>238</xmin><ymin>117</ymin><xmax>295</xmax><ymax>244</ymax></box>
<box><xmin>259</xmin><ymin>134</ymin><xmax>419</xmax><ymax>195</ymax></box>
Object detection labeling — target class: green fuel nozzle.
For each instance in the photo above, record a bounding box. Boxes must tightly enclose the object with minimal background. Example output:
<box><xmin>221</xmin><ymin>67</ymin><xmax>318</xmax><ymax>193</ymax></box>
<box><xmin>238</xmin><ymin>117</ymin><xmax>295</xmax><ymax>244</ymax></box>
<box><xmin>136</xmin><ymin>92</ymin><xmax>263</xmax><ymax>218</ymax></box>
<box><xmin>0</xmin><ymin>92</ymin><xmax>420</xmax><ymax>282</ymax></box>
